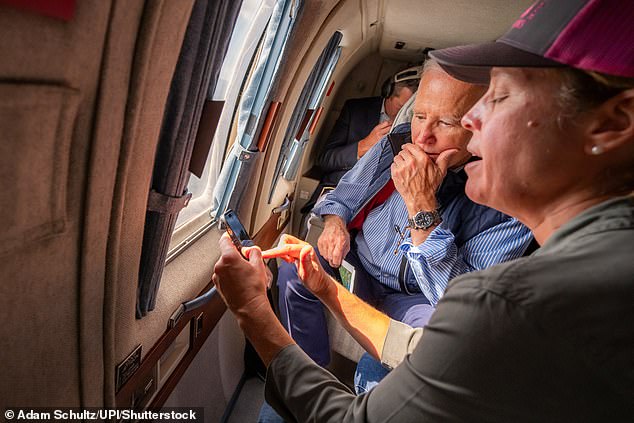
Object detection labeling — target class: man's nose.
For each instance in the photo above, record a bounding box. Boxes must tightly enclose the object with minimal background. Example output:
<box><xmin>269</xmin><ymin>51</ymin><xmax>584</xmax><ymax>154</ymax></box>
<box><xmin>414</xmin><ymin>122</ymin><xmax>436</xmax><ymax>145</ymax></box>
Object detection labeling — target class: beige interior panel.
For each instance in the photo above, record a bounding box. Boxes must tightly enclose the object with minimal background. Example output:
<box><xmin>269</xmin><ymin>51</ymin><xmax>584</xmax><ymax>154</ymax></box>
<box><xmin>253</xmin><ymin>0</ymin><xmax>364</xmax><ymax>231</ymax></box>
<box><xmin>0</xmin><ymin>0</ymin><xmax>113</xmax><ymax>408</ymax></box>
<box><xmin>79</xmin><ymin>0</ymin><xmax>147</xmax><ymax>407</ymax></box>
<box><xmin>380</xmin><ymin>0</ymin><xmax>535</xmax><ymax>60</ymax></box>
<box><xmin>106</xmin><ymin>0</ymin><xmax>195</xmax><ymax>406</ymax></box>
<box><xmin>164</xmin><ymin>312</ymin><xmax>244</xmax><ymax>423</ymax></box>
<box><xmin>0</xmin><ymin>84</ymin><xmax>78</xmax><ymax>256</ymax></box>
<box><xmin>0</xmin><ymin>0</ymin><xmax>197</xmax><ymax>409</ymax></box>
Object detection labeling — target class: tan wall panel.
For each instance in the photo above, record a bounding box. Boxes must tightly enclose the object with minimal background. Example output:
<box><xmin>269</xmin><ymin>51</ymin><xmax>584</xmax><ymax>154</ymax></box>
<box><xmin>106</xmin><ymin>0</ymin><xmax>195</xmax><ymax>406</ymax></box>
<box><xmin>0</xmin><ymin>0</ymin><xmax>112</xmax><ymax>408</ymax></box>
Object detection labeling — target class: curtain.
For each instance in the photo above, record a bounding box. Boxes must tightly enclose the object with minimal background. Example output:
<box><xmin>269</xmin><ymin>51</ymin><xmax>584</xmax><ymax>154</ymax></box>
<box><xmin>137</xmin><ymin>0</ymin><xmax>243</xmax><ymax>317</ymax></box>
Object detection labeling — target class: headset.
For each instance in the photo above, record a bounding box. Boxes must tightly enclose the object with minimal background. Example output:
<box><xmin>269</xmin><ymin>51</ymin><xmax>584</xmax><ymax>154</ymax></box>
<box><xmin>380</xmin><ymin>65</ymin><xmax>423</xmax><ymax>98</ymax></box>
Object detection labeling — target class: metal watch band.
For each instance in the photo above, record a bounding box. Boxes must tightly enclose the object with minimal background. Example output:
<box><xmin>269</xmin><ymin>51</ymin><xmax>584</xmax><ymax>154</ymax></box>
<box><xmin>407</xmin><ymin>209</ymin><xmax>441</xmax><ymax>230</ymax></box>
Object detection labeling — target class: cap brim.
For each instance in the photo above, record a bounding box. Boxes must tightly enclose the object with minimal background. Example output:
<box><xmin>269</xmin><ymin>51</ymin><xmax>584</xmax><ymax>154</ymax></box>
<box><xmin>429</xmin><ymin>41</ymin><xmax>565</xmax><ymax>84</ymax></box>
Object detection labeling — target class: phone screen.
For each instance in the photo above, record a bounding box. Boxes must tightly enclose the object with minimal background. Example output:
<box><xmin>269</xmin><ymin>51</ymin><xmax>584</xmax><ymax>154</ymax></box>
<box><xmin>220</xmin><ymin>209</ymin><xmax>254</xmax><ymax>253</ymax></box>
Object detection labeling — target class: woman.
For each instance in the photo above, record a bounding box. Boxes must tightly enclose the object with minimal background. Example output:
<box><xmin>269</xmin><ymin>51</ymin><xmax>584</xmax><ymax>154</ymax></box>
<box><xmin>213</xmin><ymin>1</ymin><xmax>634</xmax><ymax>420</ymax></box>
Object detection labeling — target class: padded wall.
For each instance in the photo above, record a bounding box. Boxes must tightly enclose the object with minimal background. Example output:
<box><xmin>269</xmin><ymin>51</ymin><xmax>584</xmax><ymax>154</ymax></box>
<box><xmin>0</xmin><ymin>0</ymin><xmax>194</xmax><ymax>408</ymax></box>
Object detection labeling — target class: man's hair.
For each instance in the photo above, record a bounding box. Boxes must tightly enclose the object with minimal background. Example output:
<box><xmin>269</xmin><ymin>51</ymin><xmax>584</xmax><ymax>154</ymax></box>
<box><xmin>420</xmin><ymin>59</ymin><xmax>447</xmax><ymax>79</ymax></box>
<box><xmin>393</xmin><ymin>78</ymin><xmax>420</xmax><ymax>96</ymax></box>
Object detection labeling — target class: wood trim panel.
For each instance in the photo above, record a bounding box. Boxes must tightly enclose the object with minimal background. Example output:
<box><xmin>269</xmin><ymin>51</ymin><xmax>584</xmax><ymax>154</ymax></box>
<box><xmin>295</xmin><ymin>109</ymin><xmax>314</xmax><ymax>140</ymax></box>
<box><xmin>190</xmin><ymin>100</ymin><xmax>225</xmax><ymax>177</ymax></box>
<box><xmin>115</xmin><ymin>282</ymin><xmax>226</xmax><ymax>409</ymax></box>
<box><xmin>257</xmin><ymin>101</ymin><xmax>281</xmax><ymax>152</ymax></box>
<box><xmin>309</xmin><ymin>107</ymin><xmax>323</xmax><ymax>135</ymax></box>
<box><xmin>253</xmin><ymin>208</ymin><xmax>290</xmax><ymax>250</ymax></box>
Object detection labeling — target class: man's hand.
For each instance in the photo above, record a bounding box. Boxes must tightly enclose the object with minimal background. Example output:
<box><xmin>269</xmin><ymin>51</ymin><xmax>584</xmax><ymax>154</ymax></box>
<box><xmin>212</xmin><ymin>234</ymin><xmax>271</xmax><ymax>318</ymax></box>
<box><xmin>391</xmin><ymin>144</ymin><xmax>460</xmax><ymax>214</ymax></box>
<box><xmin>213</xmin><ymin>234</ymin><xmax>294</xmax><ymax>367</ymax></box>
<box><xmin>358</xmin><ymin>121</ymin><xmax>391</xmax><ymax>158</ymax></box>
<box><xmin>317</xmin><ymin>215</ymin><xmax>350</xmax><ymax>268</ymax></box>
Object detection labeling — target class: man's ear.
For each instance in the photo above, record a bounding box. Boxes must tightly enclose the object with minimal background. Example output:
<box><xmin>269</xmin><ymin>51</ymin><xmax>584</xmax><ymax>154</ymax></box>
<box><xmin>584</xmin><ymin>88</ymin><xmax>634</xmax><ymax>155</ymax></box>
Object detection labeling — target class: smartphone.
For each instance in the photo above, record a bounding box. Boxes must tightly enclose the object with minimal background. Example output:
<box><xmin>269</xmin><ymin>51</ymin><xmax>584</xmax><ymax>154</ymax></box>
<box><xmin>387</xmin><ymin>132</ymin><xmax>411</xmax><ymax>156</ymax></box>
<box><xmin>219</xmin><ymin>209</ymin><xmax>254</xmax><ymax>256</ymax></box>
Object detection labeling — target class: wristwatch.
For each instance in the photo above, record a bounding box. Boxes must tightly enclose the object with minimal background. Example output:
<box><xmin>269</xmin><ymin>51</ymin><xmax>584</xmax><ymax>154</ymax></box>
<box><xmin>408</xmin><ymin>209</ymin><xmax>442</xmax><ymax>230</ymax></box>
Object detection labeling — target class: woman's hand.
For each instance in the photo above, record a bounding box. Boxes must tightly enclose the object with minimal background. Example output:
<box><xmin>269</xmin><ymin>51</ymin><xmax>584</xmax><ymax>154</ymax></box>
<box><xmin>262</xmin><ymin>234</ymin><xmax>334</xmax><ymax>298</ymax></box>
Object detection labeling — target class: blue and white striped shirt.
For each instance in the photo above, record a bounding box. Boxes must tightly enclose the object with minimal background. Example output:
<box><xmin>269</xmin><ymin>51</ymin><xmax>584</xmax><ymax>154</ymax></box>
<box><xmin>314</xmin><ymin>126</ymin><xmax>532</xmax><ymax>306</ymax></box>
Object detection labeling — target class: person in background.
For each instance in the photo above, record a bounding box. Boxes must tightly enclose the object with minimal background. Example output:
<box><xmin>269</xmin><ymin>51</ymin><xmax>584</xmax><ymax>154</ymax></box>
<box><xmin>302</xmin><ymin>66</ymin><xmax>421</xmax><ymax>215</ymax></box>
<box><xmin>213</xmin><ymin>0</ymin><xmax>634</xmax><ymax>421</ymax></box>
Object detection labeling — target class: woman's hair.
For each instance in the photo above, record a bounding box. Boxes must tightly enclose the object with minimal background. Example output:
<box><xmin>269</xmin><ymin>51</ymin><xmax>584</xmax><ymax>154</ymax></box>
<box><xmin>555</xmin><ymin>68</ymin><xmax>634</xmax><ymax>193</ymax></box>
<box><xmin>557</xmin><ymin>68</ymin><xmax>634</xmax><ymax>116</ymax></box>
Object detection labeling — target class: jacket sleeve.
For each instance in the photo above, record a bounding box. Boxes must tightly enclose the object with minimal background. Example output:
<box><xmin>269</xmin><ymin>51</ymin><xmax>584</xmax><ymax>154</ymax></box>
<box><xmin>380</xmin><ymin>319</ymin><xmax>424</xmax><ymax>370</ymax></box>
<box><xmin>312</xmin><ymin>136</ymin><xmax>393</xmax><ymax>223</ymax></box>
<box><xmin>263</xmin><ymin>272</ymin><xmax>539</xmax><ymax>422</ymax></box>
<box><xmin>315</xmin><ymin>100</ymin><xmax>365</xmax><ymax>173</ymax></box>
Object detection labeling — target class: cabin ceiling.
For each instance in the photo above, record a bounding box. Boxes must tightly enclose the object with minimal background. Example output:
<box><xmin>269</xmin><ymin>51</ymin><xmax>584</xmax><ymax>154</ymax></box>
<box><xmin>378</xmin><ymin>0</ymin><xmax>535</xmax><ymax>61</ymax></box>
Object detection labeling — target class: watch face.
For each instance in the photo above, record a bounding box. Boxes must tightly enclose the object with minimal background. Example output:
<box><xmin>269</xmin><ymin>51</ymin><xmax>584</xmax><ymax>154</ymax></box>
<box><xmin>415</xmin><ymin>212</ymin><xmax>434</xmax><ymax>228</ymax></box>
<box><xmin>411</xmin><ymin>210</ymin><xmax>440</xmax><ymax>229</ymax></box>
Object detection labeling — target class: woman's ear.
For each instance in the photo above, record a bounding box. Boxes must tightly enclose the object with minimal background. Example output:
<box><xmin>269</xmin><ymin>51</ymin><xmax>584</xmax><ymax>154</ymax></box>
<box><xmin>584</xmin><ymin>88</ymin><xmax>634</xmax><ymax>155</ymax></box>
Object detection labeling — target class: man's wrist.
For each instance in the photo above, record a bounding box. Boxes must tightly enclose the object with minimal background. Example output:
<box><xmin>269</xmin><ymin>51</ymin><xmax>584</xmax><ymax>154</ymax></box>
<box><xmin>357</xmin><ymin>138</ymin><xmax>369</xmax><ymax>158</ymax></box>
<box><xmin>406</xmin><ymin>198</ymin><xmax>438</xmax><ymax>216</ymax></box>
<box><xmin>235</xmin><ymin>298</ymin><xmax>295</xmax><ymax>367</ymax></box>
<box><xmin>407</xmin><ymin>208</ymin><xmax>442</xmax><ymax>233</ymax></box>
<box><xmin>234</xmin><ymin>295</ymin><xmax>273</xmax><ymax>326</ymax></box>
<box><xmin>324</xmin><ymin>214</ymin><xmax>346</xmax><ymax>228</ymax></box>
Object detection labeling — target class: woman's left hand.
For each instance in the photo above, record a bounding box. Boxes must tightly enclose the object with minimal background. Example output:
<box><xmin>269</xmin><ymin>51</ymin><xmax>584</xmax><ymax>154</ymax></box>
<box><xmin>262</xmin><ymin>234</ymin><xmax>333</xmax><ymax>298</ymax></box>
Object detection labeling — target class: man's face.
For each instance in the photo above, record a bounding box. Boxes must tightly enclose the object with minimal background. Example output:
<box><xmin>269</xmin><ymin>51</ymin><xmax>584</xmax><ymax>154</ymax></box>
<box><xmin>410</xmin><ymin>69</ymin><xmax>484</xmax><ymax>168</ymax></box>
<box><xmin>460</xmin><ymin>68</ymin><xmax>585</xmax><ymax>219</ymax></box>
<box><xmin>385</xmin><ymin>86</ymin><xmax>414</xmax><ymax>120</ymax></box>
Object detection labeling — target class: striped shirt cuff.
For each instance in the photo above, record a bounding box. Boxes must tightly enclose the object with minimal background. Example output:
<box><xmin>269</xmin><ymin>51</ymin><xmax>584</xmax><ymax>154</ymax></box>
<box><xmin>313</xmin><ymin>202</ymin><xmax>352</xmax><ymax>223</ymax></box>
<box><xmin>401</xmin><ymin>226</ymin><xmax>455</xmax><ymax>265</ymax></box>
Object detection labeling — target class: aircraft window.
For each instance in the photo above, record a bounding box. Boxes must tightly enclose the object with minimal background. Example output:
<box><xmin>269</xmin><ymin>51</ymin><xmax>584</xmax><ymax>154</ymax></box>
<box><xmin>173</xmin><ymin>0</ymin><xmax>278</xmax><ymax>232</ymax></box>
<box><xmin>269</xmin><ymin>31</ymin><xmax>343</xmax><ymax>200</ymax></box>
<box><xmin>209</xmin><ymin>0</ymin><xmax>299</xmax><ymax>218</ymax></box>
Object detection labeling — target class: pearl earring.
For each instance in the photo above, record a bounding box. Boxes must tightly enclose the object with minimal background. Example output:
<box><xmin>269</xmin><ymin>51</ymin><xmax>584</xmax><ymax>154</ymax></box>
<box><xmin>591</xmin><ymin>145</ymin><xmax>604</xmax><ymax>155</ymax></box>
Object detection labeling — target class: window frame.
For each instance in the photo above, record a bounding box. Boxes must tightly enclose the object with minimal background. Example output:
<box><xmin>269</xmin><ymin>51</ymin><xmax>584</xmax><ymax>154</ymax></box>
<box><xmin>268</xmin><ymin>31</ymin><xmax>344</xmax><ymax>201</ymax></box>
<box><xmin>167</xmin><ymin>0</ymin><xmax>282</xmax><ymax>261</ymax></box>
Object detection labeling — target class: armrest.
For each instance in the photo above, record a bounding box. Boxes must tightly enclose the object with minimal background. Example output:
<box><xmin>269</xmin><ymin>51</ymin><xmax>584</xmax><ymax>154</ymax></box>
<box><xmin>304</xmin><ymin>214</ymin><xmax>365</xmax><ymax>362</ymax></box>
<box><xmin>304</xmin><ymin>214</ymin><xmax>325</xmax><ymax>245</ymax></box>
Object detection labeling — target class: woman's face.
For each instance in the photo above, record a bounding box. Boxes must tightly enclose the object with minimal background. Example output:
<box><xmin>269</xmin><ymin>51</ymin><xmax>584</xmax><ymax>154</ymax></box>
<box><xmin>461</xmin><ymin>68</ymin><xmax>589</xmax><ymax>222</ymax></box>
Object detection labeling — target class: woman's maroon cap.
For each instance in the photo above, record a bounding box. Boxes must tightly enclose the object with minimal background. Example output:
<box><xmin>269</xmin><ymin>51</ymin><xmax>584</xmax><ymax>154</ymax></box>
<box><xmin>430</xmin><ymin>0</ymin><xmax>634</xmax><ymax>84</ymax></box>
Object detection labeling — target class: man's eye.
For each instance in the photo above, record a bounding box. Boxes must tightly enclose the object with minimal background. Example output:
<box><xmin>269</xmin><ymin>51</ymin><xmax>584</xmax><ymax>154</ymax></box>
<box><xmin>415</xmin><ymin>115</ymin><xmax>426</xmax><ymax>120</ymax></box>
<box><xmin>439</xmin><ymin>120</ymin><xmax>452</xmax><ymax>127</ymax></box>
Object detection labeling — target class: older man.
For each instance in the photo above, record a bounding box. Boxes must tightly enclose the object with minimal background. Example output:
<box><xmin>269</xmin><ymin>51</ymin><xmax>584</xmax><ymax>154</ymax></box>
<box><xmin>277</xmin><ymin>60</ymin><xmax>532</xmax><ymax>369</ymax></box>
<box><xmin>300</xmin><ymin>67</ymin><xmax>421</xmax><ymax>224</ymax></box>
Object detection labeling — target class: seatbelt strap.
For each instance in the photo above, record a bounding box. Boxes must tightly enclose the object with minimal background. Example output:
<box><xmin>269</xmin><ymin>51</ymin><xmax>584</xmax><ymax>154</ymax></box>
<box><xmin>397</xmin><ymin>256</ymin><xmax>415</xmax><ymax>295</ymax></box>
